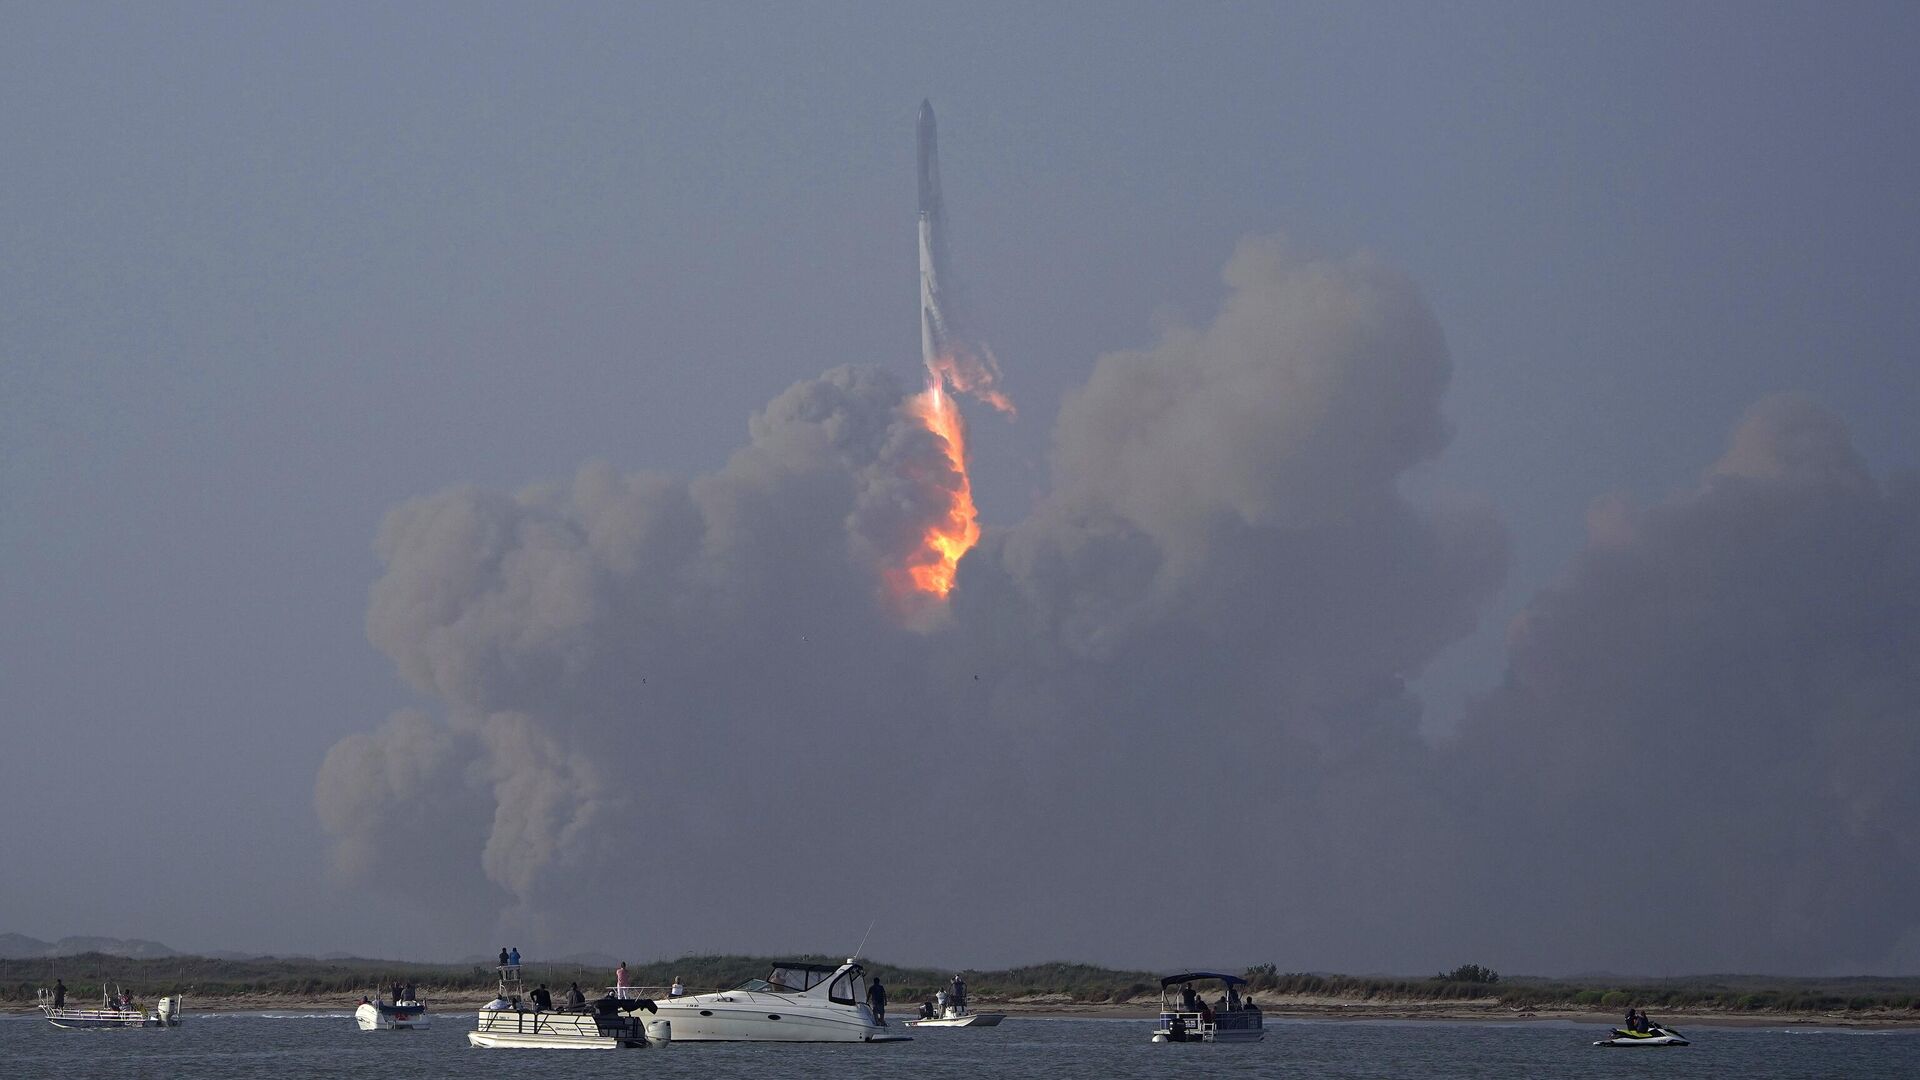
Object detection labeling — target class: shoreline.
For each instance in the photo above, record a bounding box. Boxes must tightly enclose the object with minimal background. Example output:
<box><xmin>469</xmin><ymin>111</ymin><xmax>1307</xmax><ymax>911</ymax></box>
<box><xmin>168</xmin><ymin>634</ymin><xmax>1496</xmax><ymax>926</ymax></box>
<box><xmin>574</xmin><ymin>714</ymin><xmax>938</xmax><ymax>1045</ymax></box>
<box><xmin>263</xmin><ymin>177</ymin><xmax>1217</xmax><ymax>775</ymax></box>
<box><xmin>8</xmin><ymin>995</ymin><xmax>1916</xmax><ymax>1030</ymax></box>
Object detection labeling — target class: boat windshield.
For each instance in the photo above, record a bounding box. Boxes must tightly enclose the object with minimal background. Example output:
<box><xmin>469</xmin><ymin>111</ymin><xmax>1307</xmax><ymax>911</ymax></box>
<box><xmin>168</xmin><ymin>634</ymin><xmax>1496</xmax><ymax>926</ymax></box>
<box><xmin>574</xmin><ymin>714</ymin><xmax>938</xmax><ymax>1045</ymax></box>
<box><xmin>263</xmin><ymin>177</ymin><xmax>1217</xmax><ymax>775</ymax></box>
<box><xmin>827</xmin><ymin>968</ymin><xmax>865</xmax><ymax>1007</ymax></box>
<box><xmin>737</xmin><ymin>964</ymin><xmax>840</xmax><ymax>993</ymax></box>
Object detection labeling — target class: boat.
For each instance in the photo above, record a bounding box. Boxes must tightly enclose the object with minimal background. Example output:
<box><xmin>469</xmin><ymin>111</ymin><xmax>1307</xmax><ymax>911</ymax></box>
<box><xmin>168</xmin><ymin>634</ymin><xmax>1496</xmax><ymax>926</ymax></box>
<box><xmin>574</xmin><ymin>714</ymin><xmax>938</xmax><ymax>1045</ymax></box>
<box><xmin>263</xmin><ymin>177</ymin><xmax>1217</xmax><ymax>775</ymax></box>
<box><xmin>905</xmin><ymin>1003</ymin><xmax>1004</xmax><ymax>1027</ymax></box>
<box><xmin>37</xmin><ymin>985</ymin><xmax>183</xmax><ymax>1029</ymax></box>
<box><xmin>1149</xmin><ymin>972</ymin><xmax>1263</xmax><ymax>1043</ymax></box>
<box><xmin>649</xmin><ymin>959</ymin><xmax>909</xmax><ymax>1042</ymax></box>
<box><xmin>467</xmin><ymin>965</ymin><xmax>669</xmax><ymax>1049</ymax></box>
<box><xmin>1595</xmin><ymin>1024</ymin><xmax>1689</xmax><ymax>1047</ymax></box>
<box><xmin>355</xmin><ymin>993</ymin><xmax>430</xmax><ymax>1030</ymax></box>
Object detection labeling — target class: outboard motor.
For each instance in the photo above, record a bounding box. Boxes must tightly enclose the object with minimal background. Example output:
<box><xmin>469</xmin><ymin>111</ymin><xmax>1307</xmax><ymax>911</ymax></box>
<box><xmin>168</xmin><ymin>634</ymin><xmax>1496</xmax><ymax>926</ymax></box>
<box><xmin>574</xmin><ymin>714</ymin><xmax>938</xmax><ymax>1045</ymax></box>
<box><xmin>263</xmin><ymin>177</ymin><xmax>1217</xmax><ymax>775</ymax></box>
<box><xmin>156</xmin><ymin>995</ymin><xmax>177</xmax><ymax>1026</ymax></box>
<box><xmin>644</xmin><ymin>1018</ymin><xmax>671</xmax><ymax>1046</ymax></box>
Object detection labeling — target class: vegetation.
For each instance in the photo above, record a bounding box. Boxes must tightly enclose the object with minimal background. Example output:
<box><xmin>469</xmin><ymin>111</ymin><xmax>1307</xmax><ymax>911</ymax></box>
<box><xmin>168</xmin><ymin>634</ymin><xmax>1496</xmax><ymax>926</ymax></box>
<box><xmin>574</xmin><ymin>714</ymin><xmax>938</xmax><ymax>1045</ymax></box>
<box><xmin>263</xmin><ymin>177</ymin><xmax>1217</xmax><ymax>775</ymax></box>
<box><xmin>5</xmin><ymin>953</ymin><xmax>1919</xmax><ymax>1014</ymax></box>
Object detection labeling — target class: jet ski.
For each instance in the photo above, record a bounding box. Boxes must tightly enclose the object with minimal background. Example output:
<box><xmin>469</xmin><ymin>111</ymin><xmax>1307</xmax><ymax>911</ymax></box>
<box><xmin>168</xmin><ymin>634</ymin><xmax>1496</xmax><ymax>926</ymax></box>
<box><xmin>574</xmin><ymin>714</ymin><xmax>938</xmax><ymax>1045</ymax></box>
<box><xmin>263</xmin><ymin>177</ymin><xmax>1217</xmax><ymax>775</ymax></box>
<box><xmin>1594</xmin><ymin>1024</ymin><xmax>1688</xmax><ymax>1046</ymax></box>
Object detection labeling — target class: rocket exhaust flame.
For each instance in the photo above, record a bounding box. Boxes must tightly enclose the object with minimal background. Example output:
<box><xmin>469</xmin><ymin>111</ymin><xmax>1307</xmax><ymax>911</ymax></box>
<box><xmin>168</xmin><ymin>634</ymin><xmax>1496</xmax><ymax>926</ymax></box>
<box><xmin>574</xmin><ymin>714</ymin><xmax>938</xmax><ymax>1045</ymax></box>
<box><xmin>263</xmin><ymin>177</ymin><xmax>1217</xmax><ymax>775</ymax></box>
<box><xmin>890</xmin><ymin>100</ymin><xmax>1011</xmax><ymax>609</ymax></box>
<box><xmin>896</xmin><ymin>376</ymin><xmax>980</xmax><ymax>598</ymax></box>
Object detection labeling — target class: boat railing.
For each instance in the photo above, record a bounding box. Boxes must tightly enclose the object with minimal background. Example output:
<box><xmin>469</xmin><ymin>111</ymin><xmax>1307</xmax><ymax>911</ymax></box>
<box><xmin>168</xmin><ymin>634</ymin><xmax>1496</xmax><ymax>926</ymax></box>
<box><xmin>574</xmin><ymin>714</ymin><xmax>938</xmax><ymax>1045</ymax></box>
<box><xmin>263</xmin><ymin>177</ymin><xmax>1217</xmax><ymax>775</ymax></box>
<box><xmin>1159</xmin><ymin>1004</ymin><xmax>1262</xmax><ymax>1029</ymax></box>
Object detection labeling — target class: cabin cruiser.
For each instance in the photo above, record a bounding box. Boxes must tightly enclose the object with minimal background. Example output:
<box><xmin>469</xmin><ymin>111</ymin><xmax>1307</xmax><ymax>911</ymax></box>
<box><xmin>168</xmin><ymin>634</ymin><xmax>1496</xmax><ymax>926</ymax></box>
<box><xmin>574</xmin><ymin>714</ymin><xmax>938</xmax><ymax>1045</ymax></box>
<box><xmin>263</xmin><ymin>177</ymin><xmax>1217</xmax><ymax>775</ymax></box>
<box><xmin>651</xmin><ymin>959</ymin><xmax>908</xmax><ymax>1042</ymax></box>
<box><xmin>355</xmin><ymin>993</ymin><xmax>429</xmax><ymax>1030</ymax></box>
<box><xmin>1595</xmin><ymin>1024</ymin><xmax>1689</xmax><ymax>1046</ymax></box>
<box><xmin>468</xmin><ymin>966</ymin><xmax>670</xmax><ymax>1049</ymax></box>
<box><xmin>1150</xmin><ymin>972</ymin><xmax>1263</xmax><ymax>1043</ymax></box>
<box><xmin>37</xmin><ymin>985</ymin><xmax>183</xmax><ymax>1029</ymax></box>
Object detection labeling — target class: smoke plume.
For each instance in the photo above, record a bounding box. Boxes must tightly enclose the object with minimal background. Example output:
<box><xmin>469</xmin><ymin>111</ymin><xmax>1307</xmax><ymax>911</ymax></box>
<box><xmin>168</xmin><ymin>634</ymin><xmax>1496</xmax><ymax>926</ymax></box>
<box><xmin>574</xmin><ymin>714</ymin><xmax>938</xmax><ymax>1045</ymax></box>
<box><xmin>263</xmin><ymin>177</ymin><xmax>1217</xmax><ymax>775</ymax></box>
<box><xmin>1445</xmin><ymin>395</ymin><xmax>1920</xmax><ymax>973</ymax></box>
<box><xmin>315</xmin><ymin>239</ymin><xmax>1920</xmax><ymax>973</ymax></box>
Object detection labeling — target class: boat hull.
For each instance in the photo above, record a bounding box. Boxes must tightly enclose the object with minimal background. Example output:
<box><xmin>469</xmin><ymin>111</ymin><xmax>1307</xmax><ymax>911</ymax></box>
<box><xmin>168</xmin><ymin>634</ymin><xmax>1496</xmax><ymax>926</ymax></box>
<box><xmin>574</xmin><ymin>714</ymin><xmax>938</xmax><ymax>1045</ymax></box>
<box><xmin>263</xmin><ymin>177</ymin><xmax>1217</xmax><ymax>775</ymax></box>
<box><xmin>356</xmin><ymin>1001</ymin><xmax>430</xmax><ymax>1030</ymax></box>
<box><xmin>1153</xmin><ymin>1011</ymin><xmax>1264</xmax><ymax>1043</ymax></box>
<box><xmin>1596</xmin><ymin>1028</ymin><xmax>1688</xmax><ymax>1047</ymax></box>
<box><xmin>653</xmin><ymin>994</ymin><xmax>906</xmax><ymax>1042</ymax></box>
<box><xmin>906</xmin><ymin>1010</ymin><xmax>1005</xmax><ymax>1027</ymax></box>
<box><xmin>469</xmin><ymin>1008</ymin><xmax>666</xmax><ymax>1049</ymax></box>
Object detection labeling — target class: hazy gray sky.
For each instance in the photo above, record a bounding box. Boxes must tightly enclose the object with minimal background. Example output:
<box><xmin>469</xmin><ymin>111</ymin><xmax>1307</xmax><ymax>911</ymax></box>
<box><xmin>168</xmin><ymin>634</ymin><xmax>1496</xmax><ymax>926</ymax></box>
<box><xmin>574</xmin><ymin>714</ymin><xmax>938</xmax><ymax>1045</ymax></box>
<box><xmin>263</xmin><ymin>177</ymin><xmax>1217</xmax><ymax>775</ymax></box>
<box><xmin>4</xmin><ymin>2</ymin><xmax>1916</xmax><ymax>974</ymax></box>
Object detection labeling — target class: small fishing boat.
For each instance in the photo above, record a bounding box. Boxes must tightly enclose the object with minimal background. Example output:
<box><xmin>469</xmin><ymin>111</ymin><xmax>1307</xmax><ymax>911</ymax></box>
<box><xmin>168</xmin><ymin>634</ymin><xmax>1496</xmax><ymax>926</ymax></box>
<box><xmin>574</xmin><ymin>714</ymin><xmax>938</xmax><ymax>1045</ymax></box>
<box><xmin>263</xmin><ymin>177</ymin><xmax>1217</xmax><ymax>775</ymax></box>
<box><xmin>467</xmin><ymin>966</ymin><xmax>669</xmax><ymax>1049</ymax></box>
<box><xmin>905</xmin><ymin>1003</ymin><xmax>1004</xmax><ymax>1027</ymax></box>
<box><xmin>38</xmin><ymin>985</ymin><xmax>183</xmax><ymax>1029</ymax></box>
<box><xmin>1149</xmin><ymin>972</ymin><xmax>1263</xmax><ymax>1043</ymax></box>
<box><xmin>355</xmin><ymin>994</ymin><xmax>430</xmax><ymax>1030</ymax></box>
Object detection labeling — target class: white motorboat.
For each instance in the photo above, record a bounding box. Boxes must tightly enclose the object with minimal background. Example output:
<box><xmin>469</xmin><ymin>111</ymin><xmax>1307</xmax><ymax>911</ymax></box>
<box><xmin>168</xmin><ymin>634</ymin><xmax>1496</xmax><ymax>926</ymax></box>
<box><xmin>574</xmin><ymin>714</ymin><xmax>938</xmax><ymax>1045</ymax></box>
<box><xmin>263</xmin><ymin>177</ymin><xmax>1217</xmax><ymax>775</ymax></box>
<box><xmin>905</xmin><ymin>1003</ymin><xmax>1004</xmax><ymax>1027</ymax></box>
<box><xmin>467</xmin><ymin>966</ymin><xmax>668</xmax><ymax>1049</ymax></box>
<box><xmin>38</xmin><ymin>985</ymin><xmax>183</xmax><ymax>1029</ymax></box>
<box><xmin>1150</xmin><ymin>972</ymin><xmax>1263</xmax><ymax>1043</ymax></box>
<box><xmin>1595</xmin><ymin>1024</ymin><xmax>1689</xmax><ymax>1047</ymax></box>
<box><xmin>650</xmin><ymin>959</ymin><xmax>909</xmax><ymax>1042</ymax></box>
<box><xmin>356</xmin><ymin>996</ymin><xmax>430</xmax><ymax>1030</ymax></box>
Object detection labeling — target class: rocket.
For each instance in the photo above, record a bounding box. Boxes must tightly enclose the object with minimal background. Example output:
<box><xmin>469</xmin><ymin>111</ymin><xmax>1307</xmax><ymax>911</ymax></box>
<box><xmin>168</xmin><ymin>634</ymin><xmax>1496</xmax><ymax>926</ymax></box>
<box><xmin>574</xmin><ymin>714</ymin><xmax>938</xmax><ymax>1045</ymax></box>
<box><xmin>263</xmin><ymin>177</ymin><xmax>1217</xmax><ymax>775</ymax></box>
<box><xmin>918</xmin><ymin>99</ymin><xmax>949</xmax><ymax>372</ymax></box>
<box><xmin>917</xmin><ymin>98</ymin><xmax>943</xmax><ymax>223</ymax></box>
<box><xmin>911</xmin><ymin>99</ymin><xmax>1014</xmax><ymax>418</ymax></box>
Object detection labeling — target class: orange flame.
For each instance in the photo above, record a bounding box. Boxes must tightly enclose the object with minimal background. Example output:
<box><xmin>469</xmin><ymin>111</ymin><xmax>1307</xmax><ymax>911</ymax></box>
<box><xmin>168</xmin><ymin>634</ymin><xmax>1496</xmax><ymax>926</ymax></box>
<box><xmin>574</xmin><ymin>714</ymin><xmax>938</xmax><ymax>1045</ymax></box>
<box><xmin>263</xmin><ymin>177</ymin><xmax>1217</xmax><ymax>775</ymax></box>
<box><xmin>927</xmin><ymin>349</ymin><xmax>1017</xmax><ymax>418</ymax></box>
<box><xmin>899</xmin><ymin>375</ymin><xmax>980</xmax><ymax>598</ymax></box>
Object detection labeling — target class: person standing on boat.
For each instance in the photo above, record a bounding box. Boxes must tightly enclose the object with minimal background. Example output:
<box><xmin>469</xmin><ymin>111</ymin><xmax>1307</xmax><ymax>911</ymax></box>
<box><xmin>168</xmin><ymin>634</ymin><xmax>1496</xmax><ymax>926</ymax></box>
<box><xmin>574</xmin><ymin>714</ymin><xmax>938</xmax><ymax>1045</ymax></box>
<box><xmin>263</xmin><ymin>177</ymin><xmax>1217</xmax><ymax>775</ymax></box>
<box><xmin>867</xmin><ymin>975</ymin><xmax>888</xmax><ymax>1023</ymax></box>
<box><xmin>52</xmin><ymin>980</ymin><xmax>65</xmax><ymax>1009</ymax></box>
<box><xmin>499</xmin><ymin>947</ymin><xmax>510</xmax><ymax>969</ymax></box>
<box><xmin>531</xmin><ymin>983</ymin><xmax>553</xmax><ymax>1010</ymax></box>
<box><xmin>936</xmin><ymin>988</ymin><xmax>948</xmax><ymax>1013</ymax></box>
<box><xmin>508</xmin><ymin>946</ymin><xmax>521</xmax><ymax>969</ymax></box>
<box><xmin>616</xmin><ymin>961</ymin><xmax>631</xmax><ymax>1000</ymax></box>
<box><xmin>567</xmin><ymin>982</ymin><xmax>586</xmax><ymax>1008</ymax></box>
<box><xmin>951</xmin><ymin>974</ymin><xmax>966</xmax><ymax>1012</ymax></box>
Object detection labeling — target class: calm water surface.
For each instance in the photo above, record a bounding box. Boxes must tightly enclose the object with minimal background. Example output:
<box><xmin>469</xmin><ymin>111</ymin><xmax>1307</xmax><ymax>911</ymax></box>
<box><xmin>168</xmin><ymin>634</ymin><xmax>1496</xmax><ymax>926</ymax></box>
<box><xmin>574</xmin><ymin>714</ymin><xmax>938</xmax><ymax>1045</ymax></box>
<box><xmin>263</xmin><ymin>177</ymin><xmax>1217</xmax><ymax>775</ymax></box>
<box><xmin>5</xmin><ymin>1012</ymin><xmax>1917</xmax><ymax>1079</ymax></box>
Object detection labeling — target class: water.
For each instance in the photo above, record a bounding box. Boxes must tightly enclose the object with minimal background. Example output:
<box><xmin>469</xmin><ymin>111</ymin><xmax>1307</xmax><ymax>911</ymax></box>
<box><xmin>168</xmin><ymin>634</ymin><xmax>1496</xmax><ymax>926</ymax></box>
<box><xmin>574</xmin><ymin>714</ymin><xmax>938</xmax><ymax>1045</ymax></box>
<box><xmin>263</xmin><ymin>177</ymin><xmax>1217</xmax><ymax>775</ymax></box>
<box><xmin>5</xmin><ymin>1012</ymin><xmax>1917</xmax><ymax>1079</ymax></box>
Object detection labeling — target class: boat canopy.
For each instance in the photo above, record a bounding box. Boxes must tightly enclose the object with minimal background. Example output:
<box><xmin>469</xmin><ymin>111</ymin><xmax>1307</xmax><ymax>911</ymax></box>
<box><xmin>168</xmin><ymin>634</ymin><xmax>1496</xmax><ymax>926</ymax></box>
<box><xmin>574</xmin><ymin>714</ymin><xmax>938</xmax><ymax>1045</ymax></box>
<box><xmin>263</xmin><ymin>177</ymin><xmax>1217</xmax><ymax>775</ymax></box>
<box><xmin>1159</xmin><ymin>972</ymin><xmax>1247</xmax><ymax>988</ymax></box>
<box><xmin>737</xmin><ymin>960</ymin><xmax>857</xmax><ymax>994</ymax></box>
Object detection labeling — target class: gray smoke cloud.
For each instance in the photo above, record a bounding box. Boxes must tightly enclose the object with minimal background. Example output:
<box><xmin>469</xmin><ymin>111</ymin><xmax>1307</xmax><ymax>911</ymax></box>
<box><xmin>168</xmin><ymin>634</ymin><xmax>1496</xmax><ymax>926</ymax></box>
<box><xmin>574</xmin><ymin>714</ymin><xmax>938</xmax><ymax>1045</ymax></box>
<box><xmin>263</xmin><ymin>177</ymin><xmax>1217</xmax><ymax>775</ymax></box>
<box><xmin>315</xmin><ymin>237</ymin><xmax>1919</xmax><ymax>973</ymax></box>
<box><xmin>316</xmin><ymin>233</ymin><xmax>1506</xmax><ymax>966</ymax></box>
<box><xmin>1446</xmin><ymin>395</ymin><xmax>1920</xmax><ymax>974</ymax></box>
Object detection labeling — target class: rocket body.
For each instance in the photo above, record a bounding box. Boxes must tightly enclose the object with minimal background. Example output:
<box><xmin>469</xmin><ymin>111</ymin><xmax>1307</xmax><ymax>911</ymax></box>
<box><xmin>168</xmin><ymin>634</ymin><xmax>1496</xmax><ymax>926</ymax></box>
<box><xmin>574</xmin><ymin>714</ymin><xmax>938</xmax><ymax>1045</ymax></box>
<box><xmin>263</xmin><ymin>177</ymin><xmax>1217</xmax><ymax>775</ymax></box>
<box><xmin>920</xmin><ymin>212</ymin><xmax>942</xmax><ymax>371</ymax></box>
<box><xmin>918</xmin><ymin>99</ymin><xmax>947</xmax><ymax>372</ymax></box>
<box><xmin>917</xmin><ymin>99</ymin><xmax>942</xmax><ymax>219</ymax></box>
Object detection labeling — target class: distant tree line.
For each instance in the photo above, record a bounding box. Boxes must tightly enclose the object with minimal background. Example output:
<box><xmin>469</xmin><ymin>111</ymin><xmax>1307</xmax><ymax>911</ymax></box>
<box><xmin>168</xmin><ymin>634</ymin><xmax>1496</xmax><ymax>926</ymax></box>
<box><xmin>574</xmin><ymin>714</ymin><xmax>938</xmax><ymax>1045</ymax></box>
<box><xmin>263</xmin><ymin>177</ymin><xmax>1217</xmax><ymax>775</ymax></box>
<box><xmin>5</xmin><ymin>953</ymin><xmax>1918</xmax><ymax>1013</ymax></box>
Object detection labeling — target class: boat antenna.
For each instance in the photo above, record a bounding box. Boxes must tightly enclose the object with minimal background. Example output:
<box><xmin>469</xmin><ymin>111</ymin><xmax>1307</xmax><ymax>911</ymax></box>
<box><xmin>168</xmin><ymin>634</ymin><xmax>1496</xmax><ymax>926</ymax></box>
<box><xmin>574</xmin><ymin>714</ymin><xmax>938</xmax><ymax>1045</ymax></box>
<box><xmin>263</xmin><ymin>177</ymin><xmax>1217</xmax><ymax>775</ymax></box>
<box><xmin>853</xmin><ymin>917</ymin><xmax>876</xmax><ymax>961</ymax></box>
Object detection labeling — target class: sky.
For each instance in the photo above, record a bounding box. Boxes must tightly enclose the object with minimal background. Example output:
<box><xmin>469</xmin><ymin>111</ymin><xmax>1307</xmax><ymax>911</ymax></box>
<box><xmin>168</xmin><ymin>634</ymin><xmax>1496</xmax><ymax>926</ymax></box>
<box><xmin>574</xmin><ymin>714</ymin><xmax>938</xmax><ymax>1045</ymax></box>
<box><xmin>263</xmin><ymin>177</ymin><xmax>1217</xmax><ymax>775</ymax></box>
<box><xmin>3</xmin><ymin>2</ymin><xmax>1917</xmax><ymax>976</ymax></box>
